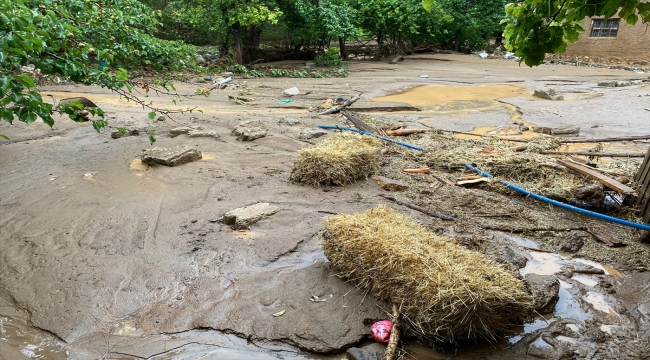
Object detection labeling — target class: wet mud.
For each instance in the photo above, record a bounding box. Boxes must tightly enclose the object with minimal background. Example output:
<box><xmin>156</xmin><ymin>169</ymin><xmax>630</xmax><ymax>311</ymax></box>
<box><xmin>1</xmin><ymin>54</ymin><xmax>649</xmax><ymax>358</ymax></box>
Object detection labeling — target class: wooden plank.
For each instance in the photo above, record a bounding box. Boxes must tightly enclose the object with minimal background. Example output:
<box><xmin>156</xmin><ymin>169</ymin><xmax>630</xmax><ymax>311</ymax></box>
<box><xmin>635</xmin><ymin>166</ymin><xmax>650</xmax><ymax>206</ymax></box>
<box><xmin>561</xmin><ymin>135</ymin><xmax>650</xmax><ymax>143</ymax></box>
<box><xmin>557</xmin><ymin>160</ymin><xmax>637</xmax><ymax>195</ymax></box>
<box><xmin>586</xmin><ymin>228</ymin><xmax>626</xmax><ymax>247</ymax></box>
<box><xmin>340</xmin><ymin>110</ymin><xmax>380</xmax><ymax>135</ymax></box>
<box><xmin>542</xmin><ymin>150</ymin><xmax>646</xmax><ymax>158</ymax></box>
<box><xmin>634</xmin><ymin>148</ymin><xmax>650</xmax><ymax>182</ymax></box>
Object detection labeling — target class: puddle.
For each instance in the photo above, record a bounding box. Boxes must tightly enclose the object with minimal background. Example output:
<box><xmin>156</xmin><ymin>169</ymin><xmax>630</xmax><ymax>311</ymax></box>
<box><xmin>111</xmin><ymin>321</ymin><xmax>141</xmax><ymax>337</ymax></box>
<box><xmin>129</xmin><ymin>158</ymin><xmax>150</xmax><ymax>171</ymax></box>
<box><xmin>572</xmin><ymin>274</ymin><xmax>599</xmax><ymax>287</ymax></box>
<box><xmin>202</xmin><ymin>152</ymin><xmax>217</xmax><ymax>160</ymax></box>
<box><xmin>0</xmin><ymin>304</ymin><xmax>69</xmax><ymax>359</ymax></box>
<box><xmin>563</xmin><ymin>142</ymin><xmax>648</xmax><ymax>154</ymax></box>
<box><xmin>45</xmin><ymin>91</ymin><xmax>307</xmax><ymax>114</ymax></box>
<box><xmin>372</xmin><ymin>85</ymin><xmax>526</xmax><ymax>107</ymax></box>
<box><xmin>584</xmin><ymin>292</ymin><xmax>618</xmax><ymax>316</ymax></box>
<box><xmin>555</xmin><ymin>335</ymin><xmax>579</xmax><ymax>344</ymax></box>
<box><xmin>520</xmin><ymin>251</ymin><xmax>563</xmax><ymax>276</ymax></box>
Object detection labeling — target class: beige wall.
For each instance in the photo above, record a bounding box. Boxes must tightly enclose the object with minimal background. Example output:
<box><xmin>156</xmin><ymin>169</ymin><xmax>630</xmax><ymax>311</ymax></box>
<box><xmin>565</xmin><ymin>16</ymin><xmax>650</xmax><ymax>60</ymax></box>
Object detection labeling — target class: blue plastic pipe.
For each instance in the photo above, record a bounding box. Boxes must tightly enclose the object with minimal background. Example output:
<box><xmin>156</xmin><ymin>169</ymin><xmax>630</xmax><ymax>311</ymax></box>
<box><xmin>316</xmin><ymin>125</ymin><xmax>426</xmax><ymax>151</ymax></box>
<box><xmin>316</xmin><ymin>124</ymin><xmax>650</xmax><ymax>232</ymax></box>
<box><xmin>464</xmin><ymin>164</ymin><xmax>650</xmax><ymax>232</ymax></box>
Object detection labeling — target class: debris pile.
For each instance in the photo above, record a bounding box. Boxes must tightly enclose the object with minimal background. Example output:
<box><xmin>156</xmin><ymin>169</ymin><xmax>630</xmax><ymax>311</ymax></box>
<box><xmin>321</xmin><ymin>205</ymin><xmax>535</xmax><ymax>343</ymax></box>
<box><xmin>290</xmin><ymin>132</ymin><xmax>382</xmax><ymax>186</ymax></box>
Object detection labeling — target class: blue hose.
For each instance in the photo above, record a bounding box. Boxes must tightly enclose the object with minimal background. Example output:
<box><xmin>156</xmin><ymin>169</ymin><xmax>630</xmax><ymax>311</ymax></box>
<box><xmin>316</xmin><ymin>125</ymin><xmax>426</xmax><ymax>151</ymax></box>
<box><xmin>316</xmin><ymin>124</ymin><xmax>649</xmax><ymax>232</ymax></box>
<box><xmin>464</xmin><ymin>164</ymin><xmax>650</xmax><ymax>232</ymax></box>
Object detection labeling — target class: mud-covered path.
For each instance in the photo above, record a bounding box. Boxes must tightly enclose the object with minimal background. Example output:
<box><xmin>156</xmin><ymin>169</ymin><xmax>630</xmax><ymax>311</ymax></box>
<box><xmin>1</xmin><ymin>54</ymin><xmax>649</xmax><ymax>359</ymax></box>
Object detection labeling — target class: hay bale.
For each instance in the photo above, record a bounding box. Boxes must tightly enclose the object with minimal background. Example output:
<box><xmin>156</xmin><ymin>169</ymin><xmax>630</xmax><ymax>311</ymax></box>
<box><xmin>290</xmin><ymin>132</ymin><xmax>382</xmax><ymax>186</ymax></box>
<box><xmin>321</xmin><ymin>205</ymin><xmax>534</xmax><ymax>344</ymax></box>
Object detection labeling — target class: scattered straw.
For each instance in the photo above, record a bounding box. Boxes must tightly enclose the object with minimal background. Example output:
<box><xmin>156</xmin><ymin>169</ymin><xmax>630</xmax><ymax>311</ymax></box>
<box><xmin>406</xmin><ymin>133</ymin><xmax>638</xmax><ymax>201</ymax></box>
<box><xmin>321</xmin><ymin>205</ymin><xmax>534</xmax><ymax>344</ymax></box>
<box><xmin>290</xmin><ymin>132</ymin><xmax>382</xmax><ymax>186</ymax></box>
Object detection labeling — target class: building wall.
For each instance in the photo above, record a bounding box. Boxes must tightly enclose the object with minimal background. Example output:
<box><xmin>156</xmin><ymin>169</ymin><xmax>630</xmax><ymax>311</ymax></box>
<box><xmin>565</xmin><ymin>16</ymin><xmax>650</xmax><ymax>60</ymax></box>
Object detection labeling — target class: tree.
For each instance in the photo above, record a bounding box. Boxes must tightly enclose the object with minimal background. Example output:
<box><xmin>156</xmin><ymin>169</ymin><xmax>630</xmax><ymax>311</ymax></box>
<box><xmin>437</xmin><ymin>0</ymin><xmax>507</xmax><ymax>52</ymax></box>
<box><xmin>502</xmin><ymin>0</ymin><xmax>650</xmax><ymax>66</ymax></box>
<box><xmin>1</xmin><ymin>0</ymin><xmax>198</xmax><ymax>138</ymax></box>
<box><xmin>355</xmin><ymin>0</ymin><xmax>451</xmax><ymax>51</ymax></box>
<box><xmin>153</xmin><ymin>0</ymin><xmax>282</xmax><ymax>64</ymax></box>
<box><xmin>277</xmin><ymin>0</ymin><xmax>359</xmax><ymax>57</ymax></box>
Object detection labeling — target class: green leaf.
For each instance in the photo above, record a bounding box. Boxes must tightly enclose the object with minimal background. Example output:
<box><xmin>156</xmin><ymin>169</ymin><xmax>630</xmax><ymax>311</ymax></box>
<box><xmin>68</xmin><ymin>101</ymin><xmax>84</xmax><ymax>110</ymax></box>
<box><xmin>0</xmin><ymin>134</ymin><xmax>8</xmax><ymax>140</ymax></box>
<box><xmin>0</xmin><ymin>108</ymin><xmax>13</xmax><ymax>123</ymax></box>
<box><xmin>117</xmin><ymin>127</ymin><xmax>128</xmax><ymax>134</ymax></box>
<box><xmin>148</xmin><ymin>111</ymin><xmax>156</xmax><ymax>120</ymax></box>
<box><xmin>273</xmin><ymin>310</ymin><xmax>285</xmax><ymax>317</ymax></box>
<box><xmin>148</xmin><ymin>135</ymin><xmax>156</xmax><ymax>145</ymax></box>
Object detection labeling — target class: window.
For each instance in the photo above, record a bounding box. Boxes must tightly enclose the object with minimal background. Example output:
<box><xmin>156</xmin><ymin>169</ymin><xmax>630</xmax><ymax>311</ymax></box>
<box><xmin>590</xmin><ymin>19</ymin><xmax>620</xmax><ymax>37</ymax></box>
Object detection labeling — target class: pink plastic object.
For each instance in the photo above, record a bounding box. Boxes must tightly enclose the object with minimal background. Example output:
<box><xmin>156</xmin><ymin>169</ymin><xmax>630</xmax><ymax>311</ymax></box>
<box><xmin>371</xmin><ymin>320</ymin><xmax>393</xmax><ymax>343</ymax></box>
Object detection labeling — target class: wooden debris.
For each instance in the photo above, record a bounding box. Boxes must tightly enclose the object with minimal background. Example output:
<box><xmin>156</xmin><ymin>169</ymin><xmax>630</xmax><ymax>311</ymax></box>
<box><xmin>586</xmin><ymin>227</ymin><xmax>626</xmax><ymax>247</ymax></box>
<box><xmin>567</xmin><ymin>156</ymin><xmax>597</xmax><ymax>167</ymax></box>
<box><xmin>634</xmin><ymin>148</ymin><xmax>650</xmax><ymax>223</ymax></box>
<box><xmin>403</xmin><ymin>168</ymin><xmax>430</xmax><ymax>174</ymax></box>
<box><xmin>340</xmin><ymin>110</ymin><xmax>380</xmax><ymax>135</ymax></box>
<box><xmin>382</xmin><ymin>304</ymin><xmax>400</xmax><ymax>360</ymax></box>
<box><xmin>513</xmin><ymin>144</ymin><xmax>529</xmax><ymax>152</ymax></box>
<box><xmin>431</xmin><ymin>172</ymin><xmax>456</xmax><ymax>186</ymax></box>
<box><xmin>560</xmin><ymin>135</ymin><xmax>650</xmax><ymax>143</ymax></box>
<box><xmin>542</xmin><ymin>150</ymin><xmax>646</xmax><ymax>158</ymax></box>
<box><xmin>385</xmin><ymin>128</ymin><xmax>428</xmax><ymax>136</ymax></box>
<box><xmin>457</xmin><ymin>177</ymin><xmax>490</xmax><ymax>186</ymax></box>
<box><xmin>378</xmin><ymin>194</ymin><xmax>455</xmax><ymax>221</ymax></box>
<box><xmin>317</xmin><ymin>96</ymin><xmax>360</xmax><ymax>115</ymax></box>
<box><xmin>388</xmin><ymin>55</ymin><xmax>404</xmax><ymax>64</ymax></box>
<box><xmin>557</xmin><ymin>160</ymin><xmax>637</xmax><ymax>195</ymax></box>
<box><xmin>574</xmin><ymin>183</ymin><xmax>604</xmax><ymax>200</ymax></box>
<box><xmin>571</xmin><ymin>267</ymin><xmax>606</xmax><ymax>275</ymax></box>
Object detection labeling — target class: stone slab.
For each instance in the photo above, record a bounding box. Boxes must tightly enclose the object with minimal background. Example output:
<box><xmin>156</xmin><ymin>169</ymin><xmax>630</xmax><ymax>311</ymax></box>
<box><xmin>141</xmin><ymin>145</ymin><xmax>202</xmax><ymax>167</ymax></box>
<box><xmin>223</xmin><ymin>203</ymin><xmax>280</xmax><ymax>230</ymax></box>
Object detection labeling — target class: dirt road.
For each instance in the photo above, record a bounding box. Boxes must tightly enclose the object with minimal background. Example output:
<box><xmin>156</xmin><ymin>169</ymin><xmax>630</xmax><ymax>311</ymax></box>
<box><xmin>1</xmin><ymin>54</ymin><xmax>649</xmax><ymax>359</ymax></box>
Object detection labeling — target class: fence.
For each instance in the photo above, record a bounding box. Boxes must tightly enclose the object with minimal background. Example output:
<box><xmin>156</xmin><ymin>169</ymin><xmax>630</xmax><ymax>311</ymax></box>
<box><xmin>634</xmin><ymin>148</ymin><xmax>650</xmax><ymax>223</ymax></box>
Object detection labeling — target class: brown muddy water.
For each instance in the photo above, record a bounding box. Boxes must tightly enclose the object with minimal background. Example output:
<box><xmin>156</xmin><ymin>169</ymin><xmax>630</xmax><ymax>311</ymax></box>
<box><xmin>2</xmin><ymin>235</ymin><xmax>648</xmax><ymax>359</ymax></box>
<box><xmin>372</xmin><ymin>84</ymin><xmax>648</xmax><ymax>154</ymax></box>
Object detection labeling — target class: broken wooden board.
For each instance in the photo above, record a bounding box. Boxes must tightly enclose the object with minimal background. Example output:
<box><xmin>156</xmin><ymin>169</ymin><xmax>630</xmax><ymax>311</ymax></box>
<box><xmin>457</xmin><ymin>177</ymin><xmax>490</xmax><ymax>186</ymax></box>
<box><xmin>557</xmin><ymin>160</ymin><xmax>637</xmax><ymax>195</ymax></box>
<box><xmin>586</xmin><ymin>228</ymin><xmax>626</xmax><ymax>247</ymax></box>
<box><xmin>403</xmin><ymin>168</ymin><xmax>430</xmax><ymax>174</ymax></box>
<box><xmin>385</xmin><ymin>129</ymin><xmax>428</xmax><ymax>136</ymax></box>
<box><xmin>340</xmin><ymin>110</ymin><xmax>380</xmax><ymax>135</ymax></box>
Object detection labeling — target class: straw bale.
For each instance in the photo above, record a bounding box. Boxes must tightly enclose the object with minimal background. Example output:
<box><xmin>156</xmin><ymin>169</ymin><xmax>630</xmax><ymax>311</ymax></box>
<box><xmin>290</xmin><ymin>132</ymin><xmax>382</xmax><ymax>186</ymax></box>
<box><xmin>321</xmin><ymin>205</ymin><xmax>534</xmax><ymax>344</ymax></box>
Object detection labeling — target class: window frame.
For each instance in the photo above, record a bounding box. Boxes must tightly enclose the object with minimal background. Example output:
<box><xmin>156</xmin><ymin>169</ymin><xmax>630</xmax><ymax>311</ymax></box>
<box><xmin>590</xmin><ymin>18</ymin><xmax>620</xmax><ymax>38</ymax></box>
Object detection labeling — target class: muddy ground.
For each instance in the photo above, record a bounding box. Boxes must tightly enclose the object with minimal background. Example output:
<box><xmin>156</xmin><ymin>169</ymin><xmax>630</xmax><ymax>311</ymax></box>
<box><xmin>1</xmin><ymin>54</ymin><xmax>650</xmax><ymax>359</ymax></box>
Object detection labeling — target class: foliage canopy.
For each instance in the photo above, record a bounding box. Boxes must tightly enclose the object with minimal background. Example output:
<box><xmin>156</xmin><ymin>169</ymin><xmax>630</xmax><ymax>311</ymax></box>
<box><xmin>1</xmin><ymin>0</ymin><xmax>196</xmax><ymax>133</ymax></box>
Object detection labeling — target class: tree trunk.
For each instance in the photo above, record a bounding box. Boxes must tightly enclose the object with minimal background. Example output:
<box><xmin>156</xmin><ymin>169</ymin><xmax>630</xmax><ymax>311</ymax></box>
<box><xmin>338</xmin><ymin>37</ymin><xmax>346</xmax><ymax>60</ymax></box>
<box><xmin>233</xmin><ymin>22</ymin><xmax>243</xmax><ymax>65</ymax></box>
<box><xmin>454</xmin><ymin>28</ymin><xmax>461</xmax><ymax>52</ymax></box>
<box><xmin>246</xmin><ymin>25</ymin><xmax>262</xmax><ymax>48</ymax></box>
